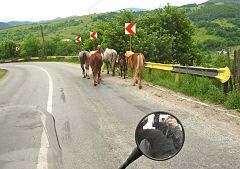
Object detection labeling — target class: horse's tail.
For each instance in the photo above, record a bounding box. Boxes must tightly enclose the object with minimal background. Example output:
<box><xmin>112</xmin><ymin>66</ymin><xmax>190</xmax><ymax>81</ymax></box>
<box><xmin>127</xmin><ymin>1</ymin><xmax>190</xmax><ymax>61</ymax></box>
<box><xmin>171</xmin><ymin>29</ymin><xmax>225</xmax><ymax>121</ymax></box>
<box><xmin>137</xmin><ymin>53</ymin><xmax>144</xmax><ymax>79</ymax></box>
<box><xmin>81</xmin><ymin>52</ymin><xmax>87</xmax><ymax>64</ymax></box>
<box><xmin>140</xmin><ymin>53</ymin><xmax>145</xmax><ymax>77</ymax></box>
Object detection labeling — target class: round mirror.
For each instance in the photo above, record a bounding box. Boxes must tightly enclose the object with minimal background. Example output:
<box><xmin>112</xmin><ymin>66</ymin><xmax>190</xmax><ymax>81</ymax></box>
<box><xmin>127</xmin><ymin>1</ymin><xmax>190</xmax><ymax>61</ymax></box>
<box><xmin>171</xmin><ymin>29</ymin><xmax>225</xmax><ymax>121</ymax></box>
<box><xmin>135</xmin><ymin>112</ymin><xmax>185</xmax><ymax>161</ymax></box>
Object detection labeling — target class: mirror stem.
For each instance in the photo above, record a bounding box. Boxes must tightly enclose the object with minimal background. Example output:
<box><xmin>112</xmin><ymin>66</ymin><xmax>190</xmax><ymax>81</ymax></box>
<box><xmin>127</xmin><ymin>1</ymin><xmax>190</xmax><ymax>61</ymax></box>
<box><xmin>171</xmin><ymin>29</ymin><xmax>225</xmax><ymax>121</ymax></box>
<box><xmin>118</xmin><ymin>147</ymin><xmax>142</xmax><ymax>169</ymax></box>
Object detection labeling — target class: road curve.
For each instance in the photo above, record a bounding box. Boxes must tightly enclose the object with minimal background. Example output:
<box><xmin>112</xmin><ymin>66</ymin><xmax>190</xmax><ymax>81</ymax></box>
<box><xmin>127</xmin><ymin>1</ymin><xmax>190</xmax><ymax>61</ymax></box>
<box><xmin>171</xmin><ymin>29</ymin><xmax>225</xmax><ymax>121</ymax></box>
<box><xmin>0</xmin><ymin>62</ymin><xmax>240</xmax><ymax>169</ymax></box>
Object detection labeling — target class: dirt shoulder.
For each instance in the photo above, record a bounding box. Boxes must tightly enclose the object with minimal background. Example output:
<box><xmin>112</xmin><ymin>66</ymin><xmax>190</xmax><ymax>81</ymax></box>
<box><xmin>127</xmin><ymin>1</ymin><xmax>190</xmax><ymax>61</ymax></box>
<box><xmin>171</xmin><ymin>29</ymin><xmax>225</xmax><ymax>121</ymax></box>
<box><xmin>105</xmin><ymin>73</ymin><xmax>240</xmax><ymax>125</ymax></box>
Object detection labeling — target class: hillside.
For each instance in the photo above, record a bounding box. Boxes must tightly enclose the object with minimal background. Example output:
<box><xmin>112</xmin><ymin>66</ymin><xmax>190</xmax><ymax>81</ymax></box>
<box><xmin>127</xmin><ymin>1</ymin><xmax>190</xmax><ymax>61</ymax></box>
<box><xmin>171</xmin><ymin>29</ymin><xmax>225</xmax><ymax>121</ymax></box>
<box><xmin>0</xmin><ymin>22</ymin><xmax>9</xmax><ymax>29</ymax></box>
<box><xmin>0</xmin><ymin>21</ymin><xmax>34</xmax><ymax>29</ymax></box>
<box><xmin>207</xmin><ymin>0</ymin><xmax>240</xmax><ymax>4</ymax></box>
<box><xmin>0</xmin><ymin>12</ymin><xmax>118</xmax><ymax>42</ymax></box>
<box><xmin>183</xmin><ymin>0</ymin><xmax>240</xmax><ymax>50</ymax></box>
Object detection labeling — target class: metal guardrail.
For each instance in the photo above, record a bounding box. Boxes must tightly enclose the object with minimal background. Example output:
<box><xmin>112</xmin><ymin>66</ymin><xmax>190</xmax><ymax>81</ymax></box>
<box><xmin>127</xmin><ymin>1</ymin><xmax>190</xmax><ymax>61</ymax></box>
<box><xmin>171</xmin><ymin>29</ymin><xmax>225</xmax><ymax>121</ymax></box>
<box><xmin>145</xmin><ymin>62</ymin><xmax>231</xmax><ymax>84</ymax></box>
<box><xmin>0</xmin><ymin>56</ymin><xmax>79</xmax><ymax>63</ymax></box>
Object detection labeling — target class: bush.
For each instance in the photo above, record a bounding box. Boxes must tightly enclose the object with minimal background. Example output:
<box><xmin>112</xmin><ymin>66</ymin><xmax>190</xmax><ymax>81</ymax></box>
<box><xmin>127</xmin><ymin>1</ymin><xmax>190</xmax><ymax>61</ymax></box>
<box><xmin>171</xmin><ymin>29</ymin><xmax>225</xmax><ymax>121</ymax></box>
<box><xmin>224</xmin><ymin>90</ymin><xmax>240</xmax><ymax>109</ymax></box>
<box><xmin>207</xmin><ymin>85</ymin><xmax>226</xmax><ymax>104</ymax></box>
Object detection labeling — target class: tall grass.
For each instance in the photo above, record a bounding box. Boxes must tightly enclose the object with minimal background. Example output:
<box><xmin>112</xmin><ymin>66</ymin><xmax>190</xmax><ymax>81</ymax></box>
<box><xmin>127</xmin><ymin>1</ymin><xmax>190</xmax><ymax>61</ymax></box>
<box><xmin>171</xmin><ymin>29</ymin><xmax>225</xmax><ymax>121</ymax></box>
<box><xmin>143</xmin><ymin>69</ymin><xmax>240</xmax><ymax>110</ymax></box>
<box><xmin>0</xmin><ymin>69</ymin><xmax>7</xmax><ymax>79</ymax></box>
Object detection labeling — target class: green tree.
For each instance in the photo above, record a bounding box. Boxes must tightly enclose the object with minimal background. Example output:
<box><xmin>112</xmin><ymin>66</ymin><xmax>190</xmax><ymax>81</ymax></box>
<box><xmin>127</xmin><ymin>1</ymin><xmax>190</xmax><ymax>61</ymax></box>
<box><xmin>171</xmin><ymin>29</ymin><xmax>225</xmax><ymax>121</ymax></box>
<box><xmin>55</xmin><ymin>40</ymin><xmax>77</xmax><ymax>56</ymax></box>
<box><xmin>139</xmin><ymin>6</ymin><xmax>197</xmax><ymax>65</ymax></box>
<box><xmin>20</xmin><ymin>37</ymin><xmax>41</xmax><ymax>59</ymax></box>
<box><xmin>0</xmin><ymin>40</ymin><xmax>17</xmax><ymax>60</ymax></box>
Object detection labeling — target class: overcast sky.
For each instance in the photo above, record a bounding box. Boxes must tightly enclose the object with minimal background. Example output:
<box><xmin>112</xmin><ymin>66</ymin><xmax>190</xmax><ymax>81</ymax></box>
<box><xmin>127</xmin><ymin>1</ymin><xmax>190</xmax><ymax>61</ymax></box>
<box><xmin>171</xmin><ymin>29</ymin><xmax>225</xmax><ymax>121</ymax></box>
<box><xmin>0</xmin><ymin>0</ymin><xmax>208</xmax><ymax>22</ymax></box>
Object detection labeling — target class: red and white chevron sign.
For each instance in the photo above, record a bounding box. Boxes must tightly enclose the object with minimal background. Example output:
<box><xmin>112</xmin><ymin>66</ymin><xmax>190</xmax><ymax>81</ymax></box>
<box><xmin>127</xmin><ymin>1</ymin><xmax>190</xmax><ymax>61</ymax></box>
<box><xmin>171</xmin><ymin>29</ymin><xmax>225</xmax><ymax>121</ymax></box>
<box><xmin>125</xmin><ymin>23</ymin><xmax>136</xmax><ymax>35</ymax></box>
<box><xmin>90</xmin><ymin>32</ymin><xmax>97</xmax><ymax>40</ymax></box>
<box><xmin>75</xmin><ymin>36</ymin><xmax>81</xmax><ymax>43</ymax></box>
<box><xmin>16</xmin><ymin>47</ymin><xmax>20</xmax><ymax>52</ymax></box>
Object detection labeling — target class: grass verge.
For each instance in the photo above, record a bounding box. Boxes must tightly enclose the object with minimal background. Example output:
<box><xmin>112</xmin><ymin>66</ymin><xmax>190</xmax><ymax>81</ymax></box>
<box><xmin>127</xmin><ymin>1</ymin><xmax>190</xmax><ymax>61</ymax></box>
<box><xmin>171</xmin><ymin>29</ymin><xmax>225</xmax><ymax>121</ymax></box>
<box><xmin>0</xmin><ymin>69</ymin><xmax>7</xmax><ymax>79</ymax></box>
<box><xmin>143</xmin><ymin>69</ymin><xmax>240</xmax><ymax>111</ymax></box>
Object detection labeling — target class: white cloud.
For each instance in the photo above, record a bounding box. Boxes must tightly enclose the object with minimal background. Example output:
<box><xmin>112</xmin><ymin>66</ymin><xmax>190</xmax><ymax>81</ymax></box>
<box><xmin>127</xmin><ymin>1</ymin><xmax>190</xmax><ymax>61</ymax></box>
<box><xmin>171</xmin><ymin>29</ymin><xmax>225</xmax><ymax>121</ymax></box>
<box><xmin>0</xmin><ymin>0</ymin><xmax>208</xmax><ymax>22</ymax></box>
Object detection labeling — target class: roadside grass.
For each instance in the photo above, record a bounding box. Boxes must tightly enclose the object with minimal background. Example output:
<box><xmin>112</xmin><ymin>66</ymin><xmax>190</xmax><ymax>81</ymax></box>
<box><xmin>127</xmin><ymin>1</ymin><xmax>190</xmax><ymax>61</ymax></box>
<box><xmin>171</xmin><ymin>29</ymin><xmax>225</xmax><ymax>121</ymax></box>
<box><xmin>0</xmin><ymin>69</ymin><xmax>7</xmax><ymax>79</ymax></box>
<box><xmin>142</xmin><ymin>69</ymin><xmax>240</xmax><ymax>110</ymax></box>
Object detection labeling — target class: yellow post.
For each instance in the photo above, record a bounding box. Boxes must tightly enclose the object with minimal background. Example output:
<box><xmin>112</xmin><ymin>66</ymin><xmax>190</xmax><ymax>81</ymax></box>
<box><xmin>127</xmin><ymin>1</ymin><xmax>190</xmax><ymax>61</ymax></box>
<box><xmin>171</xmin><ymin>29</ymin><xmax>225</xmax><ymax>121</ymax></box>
<box><xmin>175</xmin><ymin>73</ymin><xmax>180</xmax><ymax>83</ymax></box>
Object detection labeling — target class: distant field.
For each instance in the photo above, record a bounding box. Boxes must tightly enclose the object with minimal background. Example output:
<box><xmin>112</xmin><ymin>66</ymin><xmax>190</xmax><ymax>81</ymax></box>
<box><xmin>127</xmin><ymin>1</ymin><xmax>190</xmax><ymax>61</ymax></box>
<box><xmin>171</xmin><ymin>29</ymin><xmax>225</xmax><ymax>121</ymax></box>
<box><xmin>193</xmin><ymin>27</ymin><xmax>222</xmax><ymax>43</ymax></box>
<box><xmin>0</xmin><ymin>69</ymin><xmax>7</xmax><ymax>79</ymax></box>
<box><xmin>212</xmin><ymin>18</ymin><xmax>236</xmax><ymax>28</ymax></box>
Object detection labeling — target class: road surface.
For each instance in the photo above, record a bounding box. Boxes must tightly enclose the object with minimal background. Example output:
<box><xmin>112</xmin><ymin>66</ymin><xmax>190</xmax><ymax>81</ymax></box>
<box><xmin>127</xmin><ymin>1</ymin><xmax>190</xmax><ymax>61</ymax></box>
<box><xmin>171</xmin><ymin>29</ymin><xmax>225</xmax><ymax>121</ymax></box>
<box><xmin>0</xmin><ymin>62</ymin><xmax>239</xmax><ymax>169</ymax></box>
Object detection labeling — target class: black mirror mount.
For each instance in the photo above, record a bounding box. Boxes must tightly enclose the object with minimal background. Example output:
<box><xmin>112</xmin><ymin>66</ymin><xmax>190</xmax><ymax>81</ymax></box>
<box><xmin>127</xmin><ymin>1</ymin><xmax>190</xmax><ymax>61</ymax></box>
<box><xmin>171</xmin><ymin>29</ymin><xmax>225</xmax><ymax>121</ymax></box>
<box><xmin>118</xmin><ymin>147</ymin><xmax>142</xmax><ymax>169</ymax></box>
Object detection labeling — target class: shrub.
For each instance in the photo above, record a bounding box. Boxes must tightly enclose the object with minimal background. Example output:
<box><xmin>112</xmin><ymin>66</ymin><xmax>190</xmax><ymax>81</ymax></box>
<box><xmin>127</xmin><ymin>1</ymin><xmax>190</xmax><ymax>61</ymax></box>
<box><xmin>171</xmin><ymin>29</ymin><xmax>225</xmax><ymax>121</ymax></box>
<box><xmin>224</xmin><ymin>90</ymin><xmax>240</xmax><ymax>109</ymax></box>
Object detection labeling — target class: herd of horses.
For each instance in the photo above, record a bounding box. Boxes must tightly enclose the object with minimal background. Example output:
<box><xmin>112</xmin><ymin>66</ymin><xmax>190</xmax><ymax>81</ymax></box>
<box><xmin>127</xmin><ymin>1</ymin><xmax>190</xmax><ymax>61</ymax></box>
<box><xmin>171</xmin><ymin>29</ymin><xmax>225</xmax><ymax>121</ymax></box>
<box><xmin>79</xmin><ymin>47</ymin><xmax>145</xmax><ymax>89</ymax></box>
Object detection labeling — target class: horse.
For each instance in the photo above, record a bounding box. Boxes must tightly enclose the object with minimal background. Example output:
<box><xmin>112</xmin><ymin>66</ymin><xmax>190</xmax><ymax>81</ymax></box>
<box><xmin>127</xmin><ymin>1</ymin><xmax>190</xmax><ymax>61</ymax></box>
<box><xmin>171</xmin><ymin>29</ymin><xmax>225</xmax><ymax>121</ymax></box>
<box><xmin>89</xmin><ymin>50</ymin><xmax>103</xmax><ymax>86</ymax></box>
<box><xmin>102</xmin><ymin>48</ymin><xmax>118</xmax><ymax>76</ymax></box>
<box><xmin>79</xmin><ymin>50</ymin><xmax>91</xmax><ymax>79</ymax></box>
<box><xmin>118</xmin><ymin>54</ymin><xmax>127</xmax><ymax>79</ymax></box>
<box><xmin>125</xmin><ymin>51</ymin><xmax>145</xmax><ymax>89</ymax></box>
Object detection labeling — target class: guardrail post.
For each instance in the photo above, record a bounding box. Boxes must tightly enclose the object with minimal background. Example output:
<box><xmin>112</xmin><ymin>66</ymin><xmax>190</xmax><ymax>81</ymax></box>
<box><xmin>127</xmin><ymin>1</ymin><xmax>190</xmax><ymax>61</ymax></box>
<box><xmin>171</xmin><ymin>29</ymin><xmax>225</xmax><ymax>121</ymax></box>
<box><xmin>223</xmin><ymin>82</ymin><xmax>229</xmax><ymax>94</ymax></box>
<box><xmin>148</xmin><ymin>68</ymin><xmax>152</xmax><ymax>74</ymax></box>
<box><xmin>175</xmin><ymin>73</ymin><xmax>180</xmax><ymax>83</ymax></box>
<box><xmin>233</xmin><ymin>50</ymin><xmax>237</xmax><ymax>89</ymax></box>
<box><xmin>237</xmin><ymin>49</ymin><xmax>240</xmax><ymax>89</ymax></box>
<box><xmin>226</xmin><ymin>48</ymin><xmax>233</xmax><ymax>91</ymax></box>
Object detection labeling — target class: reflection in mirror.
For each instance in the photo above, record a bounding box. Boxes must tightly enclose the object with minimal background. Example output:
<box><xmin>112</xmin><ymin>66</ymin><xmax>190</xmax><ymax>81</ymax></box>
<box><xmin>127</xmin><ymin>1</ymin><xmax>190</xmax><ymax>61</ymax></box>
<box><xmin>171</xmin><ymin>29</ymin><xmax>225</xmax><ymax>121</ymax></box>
<box><xmin>135</xmin><ymin>112</ymin><xmax>185</xmax><ymax>161</ymax></box>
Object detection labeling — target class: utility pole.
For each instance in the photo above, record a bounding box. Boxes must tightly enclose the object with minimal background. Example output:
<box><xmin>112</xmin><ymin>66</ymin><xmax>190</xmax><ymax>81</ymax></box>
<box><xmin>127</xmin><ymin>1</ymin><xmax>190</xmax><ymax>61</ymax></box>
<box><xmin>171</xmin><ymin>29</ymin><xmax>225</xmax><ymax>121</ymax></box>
<box><xmin>40</xmin><ymin>25</ymin><xmax>47</xmax><ymax>57</ymax></box>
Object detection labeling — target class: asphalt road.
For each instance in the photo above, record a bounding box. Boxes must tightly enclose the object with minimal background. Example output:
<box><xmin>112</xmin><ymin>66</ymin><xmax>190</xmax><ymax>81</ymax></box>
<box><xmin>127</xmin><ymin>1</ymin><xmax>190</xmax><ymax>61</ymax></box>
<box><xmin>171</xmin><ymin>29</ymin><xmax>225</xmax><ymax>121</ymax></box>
<box><xmin>0</xmin><ymin>62</ymin><xmax>240</xmax><ymax>169</ymax></box>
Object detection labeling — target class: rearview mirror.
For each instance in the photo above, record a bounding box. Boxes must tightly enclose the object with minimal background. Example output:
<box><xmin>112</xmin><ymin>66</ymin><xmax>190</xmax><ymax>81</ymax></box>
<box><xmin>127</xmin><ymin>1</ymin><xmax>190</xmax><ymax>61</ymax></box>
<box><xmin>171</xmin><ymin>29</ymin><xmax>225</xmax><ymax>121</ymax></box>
<box><xmin>135</xmin><ymin>111</ymin><xmax>185</xmax><ymax>161</ymax></box>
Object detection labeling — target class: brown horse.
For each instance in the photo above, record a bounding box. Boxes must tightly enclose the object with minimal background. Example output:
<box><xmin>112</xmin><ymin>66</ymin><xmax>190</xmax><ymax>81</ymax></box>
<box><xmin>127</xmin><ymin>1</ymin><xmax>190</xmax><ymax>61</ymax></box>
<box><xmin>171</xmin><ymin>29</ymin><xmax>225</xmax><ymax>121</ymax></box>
<box><xmin>89</xmin><ymin>50</ymin><xmax>103</xmax><ymax>86</ymax></box>
<box><xmin>118</xmin><ymin>54</ymin><xmax>127</xmax><ymax>79</ymax></box>
<box><xmin>125</xmin><ymin>51</ymin><xmax>145</xmax><ymax>89</ymax></box>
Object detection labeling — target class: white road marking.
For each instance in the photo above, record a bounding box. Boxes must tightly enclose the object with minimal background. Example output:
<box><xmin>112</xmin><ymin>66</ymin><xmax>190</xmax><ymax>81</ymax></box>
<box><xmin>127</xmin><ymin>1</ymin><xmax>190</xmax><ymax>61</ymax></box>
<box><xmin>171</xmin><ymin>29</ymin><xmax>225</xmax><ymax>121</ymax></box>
<box><xmin>16</xmin><ymin>65</ymin><xmax>53</xmax><ymax>169</ymax></box>
<box><xmin>145</xmin><ymin>83</ymin><xmax>240</xmax><ymax>120</ymax></box>
<box><xmin>36</xmin><ymin>66</ymin><xmax>53</xmax><ymax>169</ymax></box>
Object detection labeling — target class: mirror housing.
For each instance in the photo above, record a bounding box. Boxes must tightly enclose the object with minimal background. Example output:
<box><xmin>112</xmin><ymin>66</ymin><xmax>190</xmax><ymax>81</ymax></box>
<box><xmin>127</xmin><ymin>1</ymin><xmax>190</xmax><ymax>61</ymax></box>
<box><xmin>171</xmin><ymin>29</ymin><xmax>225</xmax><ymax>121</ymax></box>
<box><xmin>135</xmin><ymin>111</ymin><xmax>185</xmax><ymax>161</ymax></box>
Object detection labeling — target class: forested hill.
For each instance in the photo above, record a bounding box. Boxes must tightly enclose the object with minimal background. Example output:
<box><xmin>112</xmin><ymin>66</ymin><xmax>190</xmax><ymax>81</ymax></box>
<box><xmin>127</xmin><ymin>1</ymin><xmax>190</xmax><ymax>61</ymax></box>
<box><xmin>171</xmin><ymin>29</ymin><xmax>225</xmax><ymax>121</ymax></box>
<box><xmin>187</xmin><ymin>1</ymin><xmax>240</xmax><ymax>21</ymax></box>
<box><xmin>207</xmin><ymin>0</ymin><xmax>240</xmax><ymax>4</ymax></box>
<box><xmin>183</xmin><ymin>0</ymin><xmax>240</xmax><ymax>50</ymax></box>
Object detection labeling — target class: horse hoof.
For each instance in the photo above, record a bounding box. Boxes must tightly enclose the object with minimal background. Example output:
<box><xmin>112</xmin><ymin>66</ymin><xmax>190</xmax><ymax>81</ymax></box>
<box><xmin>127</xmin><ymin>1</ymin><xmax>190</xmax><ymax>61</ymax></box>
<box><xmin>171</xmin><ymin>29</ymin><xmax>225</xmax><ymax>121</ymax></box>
<box><xmin>94</xmin><ymin>83</ymin><xmax>97</xmax><ymax>86</ymax></box>
<box><xmin>87</xmin><ymin>77</ymin><xmax>90</xmax><ymax>79</ymax></box>
<box><xmin>139</xmin><ymin>86</ymin><xmax>142</xmax><ymax>89</ymax></box>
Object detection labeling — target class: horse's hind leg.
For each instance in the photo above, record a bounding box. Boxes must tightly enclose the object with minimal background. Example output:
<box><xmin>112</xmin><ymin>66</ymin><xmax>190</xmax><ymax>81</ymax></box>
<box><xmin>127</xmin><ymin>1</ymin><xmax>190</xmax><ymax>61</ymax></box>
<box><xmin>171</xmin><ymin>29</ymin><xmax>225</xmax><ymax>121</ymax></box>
<box><xmin>111</xmin><ymin>62</ymin><xmax>116</xmax><ymax>76</ymax></box>
<box><xmin>81</xmin><ymin>64</ymin><xmax>86</xmax><ymax>78</ymax></box>
<box><xmin>107</xmin><ymin>63</ymin><xmax>109</xmax><ymax>74</ymax></box>
<box><xmin>97</xmin><ymin>71</ymin><xmax>101</xmax><ymax>84</ymax></box>
<box><xmin>86</xmin><ymin>64</ymin><xmax>90</xmax><ymax>79</ymax></box>
<box><xmin>120</xmin><ymin>67</ymin><xmax>123</xmax><ymax>78</ymax></box>
<box><xmin>139</xmin><ymin>71</ymin><xmax>143</xmax><ymax>89</ymax></box>
<box><xmin>101</xmin><ymin>62</ymin><xmax>105</xmax><ymax>72</ymax></box>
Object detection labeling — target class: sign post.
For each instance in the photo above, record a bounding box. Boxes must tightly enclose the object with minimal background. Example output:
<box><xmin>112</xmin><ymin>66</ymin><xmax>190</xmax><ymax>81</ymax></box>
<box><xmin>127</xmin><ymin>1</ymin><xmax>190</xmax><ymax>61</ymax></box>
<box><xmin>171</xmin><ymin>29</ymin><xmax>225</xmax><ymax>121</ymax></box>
<box><xmin>125</xmin><ymin>23</ymin><xmax>136</xmax><ymax>51</ymax></box>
